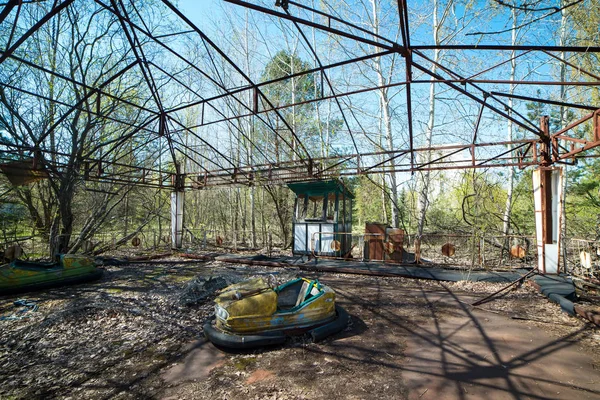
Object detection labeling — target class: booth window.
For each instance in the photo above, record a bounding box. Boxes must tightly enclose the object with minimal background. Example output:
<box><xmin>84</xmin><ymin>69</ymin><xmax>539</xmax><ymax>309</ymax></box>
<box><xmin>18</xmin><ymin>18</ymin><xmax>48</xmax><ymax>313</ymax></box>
<box><xmin>338</xmin><ymin>194</ymin><xmax>346</xmax><ymax>224</ymax></box>
<box><xmin>296</xmin><ymin>194</ymin><xmax>307</xmax><ymax>221</ymax></box>
<box><xmin>326</xmin><ymin>193</ymin><xmax>336</xmax><ymax>221</ymax></box>
<box><xmin>306</xmin><ymin>195</ymin><xmax>324</xmax><ymax>220</ymax></box>
<box><xmin>345</xmin><ymin>197</ymin><xmax>352</xmax><ymax>223</ymax></box>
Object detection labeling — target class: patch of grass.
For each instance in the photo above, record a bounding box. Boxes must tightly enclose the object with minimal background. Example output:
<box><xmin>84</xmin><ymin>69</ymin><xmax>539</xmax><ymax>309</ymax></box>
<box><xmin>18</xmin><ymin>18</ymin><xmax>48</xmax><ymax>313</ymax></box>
<box><xmin>233</xmin><ymin>356</ymin><xmax>257</xmax><ymax>371</ymax></box>
<box><xmin>164</xmin><ymin>274</ymin><xmax>195</xmax><ymax>283</ymax></box>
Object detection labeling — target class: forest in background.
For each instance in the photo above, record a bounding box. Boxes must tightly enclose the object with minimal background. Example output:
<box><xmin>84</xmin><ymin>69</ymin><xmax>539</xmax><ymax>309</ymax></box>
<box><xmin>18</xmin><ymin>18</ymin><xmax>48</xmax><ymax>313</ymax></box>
<box><xmin>0</xmin><ymin>0</ymin><xmax>599</xmax><ymax>256</ymax></box>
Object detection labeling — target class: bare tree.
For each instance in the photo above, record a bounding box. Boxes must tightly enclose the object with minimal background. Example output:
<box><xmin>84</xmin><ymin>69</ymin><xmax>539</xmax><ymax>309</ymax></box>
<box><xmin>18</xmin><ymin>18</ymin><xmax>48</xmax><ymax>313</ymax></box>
<box><xmin>0</xmin><ymin>1</ymin><xmax>165</xmax><ymax>255</ymax></box>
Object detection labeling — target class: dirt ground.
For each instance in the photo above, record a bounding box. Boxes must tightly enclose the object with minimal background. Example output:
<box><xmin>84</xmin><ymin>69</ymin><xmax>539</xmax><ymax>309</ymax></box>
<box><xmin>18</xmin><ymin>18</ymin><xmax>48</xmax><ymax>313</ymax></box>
<box><xmin>1</xmin><ymin>258</ymin><xmax>599</xmax><ymax>399</ymax></box>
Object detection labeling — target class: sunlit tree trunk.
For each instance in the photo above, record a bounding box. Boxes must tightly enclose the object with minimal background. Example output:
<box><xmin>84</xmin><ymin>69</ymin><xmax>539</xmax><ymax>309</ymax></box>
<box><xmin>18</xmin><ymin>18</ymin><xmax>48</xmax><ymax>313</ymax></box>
<box><xmin>417</xmin><ymin>0</ymin><xmax>441</xmax><ymax>237</ymax></box>
<box><xmin>370</xmin><ymin>0</ymin><xmax>400</xmax><ymax>227</ymax></box>
<box><xmin>559</xmin><ymin>0</ymin><xmax>569</xmax><ymax>268</ymax></box>
<box><xmin>502</xmin><ymin>3</ymin><xmax>517</xmax><ymax>239</ymax></box>
<box><xmin>243</xmin><ymin>10</ymin><xmax>258</xmax><ymax>248</ymax></box>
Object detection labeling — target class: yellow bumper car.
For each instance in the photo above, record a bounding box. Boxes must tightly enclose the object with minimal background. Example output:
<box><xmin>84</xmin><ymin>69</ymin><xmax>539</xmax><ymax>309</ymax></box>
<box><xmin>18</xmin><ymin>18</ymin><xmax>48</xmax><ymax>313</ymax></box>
<box><xmin>203</xmin><ymin>277</ymin><xmax>348</xmax><ymax>349</ymax></box>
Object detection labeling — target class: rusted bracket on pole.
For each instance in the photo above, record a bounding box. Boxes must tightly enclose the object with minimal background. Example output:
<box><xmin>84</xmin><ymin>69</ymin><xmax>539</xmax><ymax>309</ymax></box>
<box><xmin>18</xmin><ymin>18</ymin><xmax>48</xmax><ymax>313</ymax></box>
<box><xmin>539</xmin><ymin>116</ymin><xmax>551</xmax><ymax>166</ymax></box>
<box><xmin>172</xmin><ymin>172</ymin><xmax>185</xmax><ymax>190</ymax></box>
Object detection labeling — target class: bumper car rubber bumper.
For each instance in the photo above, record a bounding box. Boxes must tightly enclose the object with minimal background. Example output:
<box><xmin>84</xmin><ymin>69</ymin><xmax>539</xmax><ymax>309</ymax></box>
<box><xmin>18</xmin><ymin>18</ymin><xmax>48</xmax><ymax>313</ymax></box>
<box><xmin>203</xmin><ymin>305</ymin><xmax>349</xmax><ymax>349</ymax></box>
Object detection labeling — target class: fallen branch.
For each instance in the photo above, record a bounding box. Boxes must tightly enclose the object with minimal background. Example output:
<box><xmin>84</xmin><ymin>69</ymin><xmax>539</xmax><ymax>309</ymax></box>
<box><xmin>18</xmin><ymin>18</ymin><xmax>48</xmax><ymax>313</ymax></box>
<box><xmin>471</xmin><ymin>269</ymin><xmax>537</xmax><ymax>306</ymax></box>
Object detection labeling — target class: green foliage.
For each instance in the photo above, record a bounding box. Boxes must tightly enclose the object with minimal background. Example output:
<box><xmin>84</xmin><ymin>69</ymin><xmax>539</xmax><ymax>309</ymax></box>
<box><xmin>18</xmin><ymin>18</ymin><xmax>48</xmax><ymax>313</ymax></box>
<box><xmin>566</xmin><ymin>158</ymin><xmax>600</xmax><ymax>237</ymax></box>
<box><xmin>0</xmin><ymin>202</ymin><xmax>27</xmax><ymax>224</ymax></box>
<box><xmin>353</xmin><ymin>176</ymin><xmax>388</xmax><ymax>228</ymax></box>
<box><xmin>525</xmin><ymin>89</ymin><xmax>577</xmax><ymax>132</ymax></box>
<box><xmin>509</xmin><ymin>170</ymin><xmax>535</xmax><ymax>235</ymax></box>
<box><xmin>425</xmin><ymin>171</ymin><xmax>509</xmax><ymax>235</ymax></box>
<box><xmin>261</xmin><ymin>50</ymin><xmax>317</xmax><ymax>105</ymax></box>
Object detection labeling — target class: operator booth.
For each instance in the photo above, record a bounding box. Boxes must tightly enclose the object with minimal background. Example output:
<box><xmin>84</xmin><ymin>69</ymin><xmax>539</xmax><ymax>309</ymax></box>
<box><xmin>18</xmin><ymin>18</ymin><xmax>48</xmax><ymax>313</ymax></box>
<box><xmin>288</xmin><ymin>180</ymin><xmax>354</xmax><ymax>256</ymax></box>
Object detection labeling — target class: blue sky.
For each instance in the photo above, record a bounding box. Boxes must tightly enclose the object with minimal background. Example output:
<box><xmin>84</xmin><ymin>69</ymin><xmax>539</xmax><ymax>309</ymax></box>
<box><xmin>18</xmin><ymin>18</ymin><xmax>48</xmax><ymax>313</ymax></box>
<box><xmin>177</xmin><ymin>0</ymin><xmax>224</xmax><ymax>31</ymax></box>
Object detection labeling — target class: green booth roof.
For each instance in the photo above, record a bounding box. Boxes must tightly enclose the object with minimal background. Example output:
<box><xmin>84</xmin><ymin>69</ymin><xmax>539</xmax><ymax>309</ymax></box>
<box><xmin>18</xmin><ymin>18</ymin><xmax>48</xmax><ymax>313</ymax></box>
<box><xmin>287</xmin><ymin>180</ymin><xmax>354</xmax><ymax>199</ymax></box>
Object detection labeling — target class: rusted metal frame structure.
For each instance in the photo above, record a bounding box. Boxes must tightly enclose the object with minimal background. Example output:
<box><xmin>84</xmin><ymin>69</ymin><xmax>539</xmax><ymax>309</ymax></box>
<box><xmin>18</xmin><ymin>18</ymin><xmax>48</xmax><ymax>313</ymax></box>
<box><xmin>1</xmin><ymin>0</ymin><xmax>22</xmax><ymax>49</ymax></box>
<box><xmin>93</xmin><ymin>0</ymin><xmax>311</xmax><ymax>171</ymax></box>
<box><xmin>119</xmin><ymin>0</ymin><xmax>280</xmax><ymax>169</ymax></box>
<box><xmin>184</xmin><ymin>138</ymin><xmax>538</xmax><ymax>174</ymax></box>
<box><xmin>0</xmin><ymin>0</ymin><xmax>21</xmax><ymax>25</ymax></box>
<box><xmin>0</xmin><ymin>0</ymin><xmax>76</xmax><ymax>65</ymax></box>
<box><xmin>2</xmin><ymin>0</ymin><xmax>600</xmax><ymax>189</ymax></box>
<box><xmin>223</xmin><ymin>0</ymin><xmax>398</xmax><ymax>52</ymax></box>
<box><xmin>53</xmin><ymin>0</ymin><xmax>250</xmax><ymax>189</ymax></box>
<box><xmin>0</xmin><ymin>51</ymin><xmax>159</xmax><ymax>115</ymax></box>
<box><xmin>0</xmin><ymin>0</ymin><xmax>284</xmax><ymax>191</ymax></box>
<box><xmin>160</xmin><ymin>0</ymin><xmax>315</xmax><ymax>171</ymax></box>
<box><xmin>222</xmin><ymin>1</ymin><xmax>538</xmax><ymax>177</ymax></box>
<box><xmin>0</xmin><ymin>81</ymin><xmax>159</xmax><ymax>140</ymax></box>
<box><xmin>282</xmin><ymin>7</ymin><xmax>360</xmax><ymax>155</ymax></box>
<box><xmin>176</xmin><ymin>78</ymin><xmax>411</xmax><ymax>131</ymax></box>
<box><xmin>490</xmin><ymin>92</ymin><xmax>598</xmax><ymax>112</ymax></box>
<box><xmin>223</xmin><ymin>1</ymin><xmax>540</xmax><ymax>151</ymax></box>
<box><xmin>102</xmin><ymin>0</ymin><xmax>241</xmax><ymax>192</ymax></box>
<box><xmin>0</xmin><ymin>152</ymin><xmax>172</xmax><ymax>189</ymax></box>
<box><xmin>228</xmin><ymin>0</ymin><xmax>600</xmax><ymax>154</ymax></box>
<box><xmin>0</xmin><ymin>0</ymin><xmax>536</xmax><ymax>185</ymax></box>
<box><xmin>2</xmin><ymin>55</ymin><xmax>168</xmax><ymax>192</ymax></box>
<box><xmin>185</xmin><ymin>139</ymin><xmax>541</xmax><ymax>188</ymax></box>
<box><xmin>223</xmin><ymin>0</ymin><xmax>600</xmax><ymax>173</ymax></box>
<box><xmin>2</xmin><ymin>0</ymin><xmax>600</xmax><ymax>264</ymax></box>
<box><xmin>106</xmin><ymin>0</ymin><xmax>182</xmax><ymax>182</ymax></box>
<box><xmin>145</xmin><ymin>60</ymin><xmax>276</xmax><ymax>168</ymax></box>
<box><xmin>396</xmin><ymin>0</ymin><xmax>414</xmax><ymax>169</ymax></box>
<box><xmin>0</xmin><ymin>52</ymin><xmax>164</xmax><ymax>184</ymax></box>
<box><xmin>194</xmin><ymin>0</ymin><xmax>600</xmax><ymax>191</ymax></box>
<box><xmin>37</xmin><ymin>61</ymin><xmax>141</xmax><ymax>146</ymax></box>
<box><xmin>0</xmin><ymin>132</ymin><xmax>174</xmax><ymax>185</ymax></box>
<box><xmin>0</xmin><ymin>48</ymin><xmax>162</xmax><ymax>171</ymax></box>
<box><xmin>410</xmin><ymin>52</ymin><xmax>542</xmax><ymax>137</ymax></box>
<box><xmin>411</xmin><ymin>78</ymin><xmax>600</xmax><ymax>86</ymax></box>
<box><xmin>551</xmin><ymin>109</ymin><xmax>600</xmax><ymax>162</ymax></box>
<box><xmin>165</xmin><ymin>49</ymin><xmax>395</xmax><ymax>116</ymax></box>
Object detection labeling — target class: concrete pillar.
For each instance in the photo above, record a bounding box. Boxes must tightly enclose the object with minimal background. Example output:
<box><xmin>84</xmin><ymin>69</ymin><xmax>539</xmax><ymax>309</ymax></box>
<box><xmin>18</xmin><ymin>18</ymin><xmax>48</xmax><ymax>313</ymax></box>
<box><xmin>171</xmin><ymin>190</ymin><xmax>184</xmax><ymax>249</ymax></box>
<box><xmin>532</xmin><ymin>167</ymin><xmax>563</xmax><ymax>274</ymax></box>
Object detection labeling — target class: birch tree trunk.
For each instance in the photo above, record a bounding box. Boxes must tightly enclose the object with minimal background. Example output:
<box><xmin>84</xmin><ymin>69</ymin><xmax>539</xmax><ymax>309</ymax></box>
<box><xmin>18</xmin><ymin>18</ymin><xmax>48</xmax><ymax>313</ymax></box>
<box><xmin>243</xmin><ymin>10</ymin><xmax>258</xmax><ymax>248</ymax></box>
<box><xmin>370</xmin><ymin>0</ymin><xmax>400</xmax><ymax>227</ymax></box>
<box><xmin>502</xmin><ymin>3</ymin><xmax>517</xmax><ymax>240</ymax></box>
<box><xmin>559</xmin><ymin>0</ymin><xmax>569</xmax><ymax>269</ymax></box>
<box><xmin>417</xmin><ymin>0</ymin><xmax>441</xmax><ymax>237</ymax></box>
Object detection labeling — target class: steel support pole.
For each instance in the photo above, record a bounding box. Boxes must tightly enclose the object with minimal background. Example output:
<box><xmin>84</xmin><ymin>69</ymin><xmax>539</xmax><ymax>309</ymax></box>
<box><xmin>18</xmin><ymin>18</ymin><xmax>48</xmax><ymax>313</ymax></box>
<box><xmin>170</xmin><ymin>171</ymin><xmax>185</xmax><ymax>249</ymax></box>
<box><xmin>532</xmin><ymin>117</ymin><xmax>563</xmax><ymax>274</ymax></box>
<box><xmin>171</xmin><ymin>189</ymin><xmax>184</xmax><ymax>249</ymax></box>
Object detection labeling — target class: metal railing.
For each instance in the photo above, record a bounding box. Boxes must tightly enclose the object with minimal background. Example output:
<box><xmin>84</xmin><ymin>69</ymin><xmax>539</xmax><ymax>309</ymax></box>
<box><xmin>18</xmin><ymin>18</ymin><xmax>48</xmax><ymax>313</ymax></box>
<box><xmin>306</xmin><ymin>231</ymin><xmax>537</xmax><ymax>269</ymax></box>
<box><xmin>407</xmin><ymin>234</ymin><xmax>536</xmax><ymax>269</ymax></box>
<box><xmin>1</xmin><ymin>229</ymin><xmax>172</xmax><ymax>260</ymax></box>
<box><xmin>566</xmin><ymin>238</ymin><xmax>600</xmax><ymax>280</ymax></box>
<box><xmin>309</xmin><ymin>231</ymin><xmax>387</xmax><ymax>260</ymax></box>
